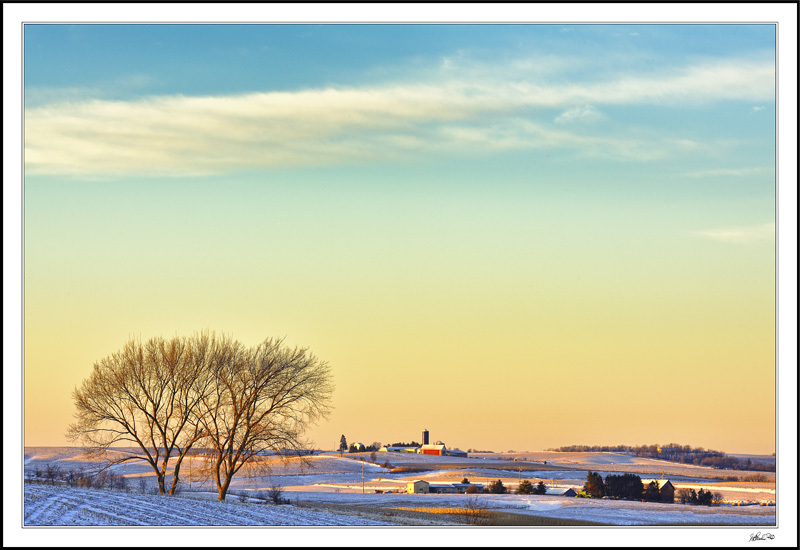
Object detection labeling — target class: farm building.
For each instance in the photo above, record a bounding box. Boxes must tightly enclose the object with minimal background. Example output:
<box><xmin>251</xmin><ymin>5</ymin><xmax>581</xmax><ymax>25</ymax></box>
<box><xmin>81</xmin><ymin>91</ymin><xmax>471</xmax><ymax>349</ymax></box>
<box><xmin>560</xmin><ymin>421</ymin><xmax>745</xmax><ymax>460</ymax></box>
<box><xmin>453</xmin><ymin>483</ymin><xmax>484</xmax><ymax>493</ymax></box>
<box><xmin>379</xmin><ymin>446</ymin><xmax>418</xmax><ymax>453</ymax></box>
<box><xmin>407</xmin><ymin>480</ymin><xmax>485</xmax><ymax>494</ymax></box>
<box><xmin>428</xmin><ymin>484</ymin><xmax>459</xmax><ymax>494</ymax></box>
<box><xmin>418</xmin><ymin>443</ymin><xmax>447</xmax><ymax>456</ymax></box>
<box><xmin>545</xmin><ymin>487</ymin><xmax>578</xmax><ymax>497</ymax></box>
<box><xmin>641</xmin><ymin>479</ymin><xmax>675</xmax><ymax>503</ymax></box>
<box><xmin>352</xmin><ymin>442</ymin><xmax>365</xmax><ymax>451</ymax></box>
<box><xmin>447</xmin><ymin>449</ymin><xmax>468</xmax><ymax>458</ymax></box>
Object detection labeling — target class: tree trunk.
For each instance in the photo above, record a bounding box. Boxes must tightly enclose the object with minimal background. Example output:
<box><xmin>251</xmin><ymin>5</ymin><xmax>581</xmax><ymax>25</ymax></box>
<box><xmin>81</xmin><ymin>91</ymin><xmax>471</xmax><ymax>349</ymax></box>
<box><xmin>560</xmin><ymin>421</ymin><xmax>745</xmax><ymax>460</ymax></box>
<box><xmin>169</xmin><ymin>467</ymin><xmax>180</xmax><ymax>495</ymax></box>
<box><xmin>156</xmin><ymin>473</ymin><xmax>166</xmax><ymax>495</ymax></box>
<box><xmin>218</xmin><ymin>476</ymin><xmax>232</xmax><ymax>501</ymax></box>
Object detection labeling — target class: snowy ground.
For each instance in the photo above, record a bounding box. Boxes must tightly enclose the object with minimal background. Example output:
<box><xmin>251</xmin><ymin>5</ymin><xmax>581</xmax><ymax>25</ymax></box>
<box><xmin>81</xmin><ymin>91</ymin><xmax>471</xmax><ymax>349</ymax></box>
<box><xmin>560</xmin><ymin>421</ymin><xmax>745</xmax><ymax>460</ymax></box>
<box><xmin>22</xmin><ymin>447</ymin><xmax>777</xmax><ymax>527</ymax></box>
<box><xmin>24</xmin><ymin>484</ymin><xmax>398</xmax><ymax>526</ymax></box>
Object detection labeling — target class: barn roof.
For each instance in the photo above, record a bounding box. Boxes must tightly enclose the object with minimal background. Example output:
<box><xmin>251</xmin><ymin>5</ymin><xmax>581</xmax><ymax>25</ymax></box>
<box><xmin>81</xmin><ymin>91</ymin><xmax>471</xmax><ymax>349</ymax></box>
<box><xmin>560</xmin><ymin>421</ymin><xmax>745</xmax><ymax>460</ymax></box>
<box><xmin>545</xmin><ymin>487</ymin><xmax>577</xmax><ymax>495</ymax></box>
<box><xmin>641</xmin><ymin>479</ymin><xmax>673</xmax><ymax>489</ymax></box>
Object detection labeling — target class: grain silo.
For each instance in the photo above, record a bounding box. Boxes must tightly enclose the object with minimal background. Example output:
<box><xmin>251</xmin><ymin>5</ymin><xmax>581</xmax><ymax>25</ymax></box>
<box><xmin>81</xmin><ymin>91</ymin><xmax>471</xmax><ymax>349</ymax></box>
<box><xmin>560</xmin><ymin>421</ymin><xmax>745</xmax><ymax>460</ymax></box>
<box><xmin>422</xmin><ymin>429</ymin><xmax>429</xmax><ymax>445</ymax></box>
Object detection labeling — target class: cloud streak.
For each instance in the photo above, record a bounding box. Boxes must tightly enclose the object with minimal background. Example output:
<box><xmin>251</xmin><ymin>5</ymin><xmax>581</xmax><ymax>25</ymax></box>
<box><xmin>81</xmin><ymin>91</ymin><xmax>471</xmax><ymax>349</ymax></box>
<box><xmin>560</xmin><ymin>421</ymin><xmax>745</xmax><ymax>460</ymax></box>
<box><xmin>693</xmin><ymin>223</ymin><xmax>775</xmax><ymax>244</ymax></box>
<box><xmin>680</xmin><ymin>167</ymin><xmax>770</xmax><ymax>178</ymax></box>
<box><xmin>24</xmin><ymin>57</ymin><xmax>775</xmax><ymax>177</ymax></box>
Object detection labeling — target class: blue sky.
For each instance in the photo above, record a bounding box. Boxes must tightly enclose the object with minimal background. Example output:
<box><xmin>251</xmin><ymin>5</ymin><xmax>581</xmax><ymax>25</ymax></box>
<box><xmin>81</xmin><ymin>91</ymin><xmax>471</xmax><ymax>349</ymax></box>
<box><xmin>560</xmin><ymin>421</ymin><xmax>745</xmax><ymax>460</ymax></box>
<box><xmin>24</xmin><ymin>24</ymin><xmax>775</xmax><ymax>100</ymax></box>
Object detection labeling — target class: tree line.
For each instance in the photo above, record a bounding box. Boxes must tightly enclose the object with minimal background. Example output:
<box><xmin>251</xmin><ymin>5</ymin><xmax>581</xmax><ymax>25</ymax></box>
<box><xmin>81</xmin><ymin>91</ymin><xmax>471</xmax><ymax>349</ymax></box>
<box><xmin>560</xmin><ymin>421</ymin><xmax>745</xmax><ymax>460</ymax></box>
<box><xmin>337</xmin><ymin>435</ymin><xmax>383</xmax><ymax>453</ymax></box>
<box><xmin>67</xmin><ymin>332</ymin><xmax>334</xmax><ymax>501</ymax></box>
<box><xmin>581</xmin><ymin>471</ymin><xmax>723</xmax><ymax>505</ymax></box>
<box><xmin>550</xmin><ymin>443</ymin><xmax>774</xmax><ymax>472</ymax></box>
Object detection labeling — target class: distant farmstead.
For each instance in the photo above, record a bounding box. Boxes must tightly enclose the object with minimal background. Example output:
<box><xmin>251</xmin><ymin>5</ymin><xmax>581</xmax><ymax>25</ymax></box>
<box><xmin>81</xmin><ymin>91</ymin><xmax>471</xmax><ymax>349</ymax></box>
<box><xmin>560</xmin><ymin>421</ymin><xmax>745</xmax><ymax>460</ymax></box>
<box><xmin>406</xmin><ymin>480</ymin><xmax>485</xmax><ymax>494</ymax></box>
<box><xmin>384</xmin><ymin>429</ymin><xmax>468</xmax><ymax>457</ymax></box>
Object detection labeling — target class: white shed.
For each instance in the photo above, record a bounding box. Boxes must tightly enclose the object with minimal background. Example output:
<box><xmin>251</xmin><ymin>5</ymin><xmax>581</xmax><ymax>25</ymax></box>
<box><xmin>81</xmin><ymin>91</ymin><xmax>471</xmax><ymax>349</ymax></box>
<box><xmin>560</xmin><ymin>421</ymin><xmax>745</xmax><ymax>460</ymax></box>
<box><xmin>407</xmin><ymin>480</ymin><xmax>430</xmax><ymax>494</ymax></box>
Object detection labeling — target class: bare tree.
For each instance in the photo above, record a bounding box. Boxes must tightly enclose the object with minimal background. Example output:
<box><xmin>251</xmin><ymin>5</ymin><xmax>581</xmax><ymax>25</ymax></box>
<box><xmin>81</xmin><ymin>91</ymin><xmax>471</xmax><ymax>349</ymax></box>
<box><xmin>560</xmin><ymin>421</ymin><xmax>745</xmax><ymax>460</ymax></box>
<box><xmin>461</xmin><ymin>496</ymin><xmax>495</xmax><ymax>525</ymax></box>
<box><xmin>44</xmin><ymin>463</ymin><xmax>61</xmax><ymax>485</ymax></box>
<box><xmin>267</xmin><ymin>483</ymin><xmax>285</xmax><ymax>504</ymax></box>
<box><xmin>195</xmin><ymin>337</ymin><xmax>333</xmax><ymax>501</ymax></box>
<box><xmin>676</xmin><ymin>487</ymin><xmax>693</xmax><ymax>504</ymax></box>
<box><xmin>67</xmin><ymin>331</ymin><xmax>219</xmax><ymax>495</ymax></box>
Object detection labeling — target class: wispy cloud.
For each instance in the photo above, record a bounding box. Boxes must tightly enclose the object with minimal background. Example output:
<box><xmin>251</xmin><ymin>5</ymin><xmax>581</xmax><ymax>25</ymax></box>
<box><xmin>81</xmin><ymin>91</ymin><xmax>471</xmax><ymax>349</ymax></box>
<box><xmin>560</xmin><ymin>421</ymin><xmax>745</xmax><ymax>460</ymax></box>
<box><xmin>693</xmin><ymin>223</ymin><xmax>775</xmax><ymax>244</ymax></box>
<box><xmin>25</xmin><ymin>74</ymin><xmax>160</xmax><ymax>108</ymax></box>
<box><xmin>24</xmin><ymin>56</ymin><xmax>775</xmax><ymax>177</ymax></box>
<box><xmin>554</xmin><ymin>105</ymin><xmax>603</xmax><ymax>124</ymax></box>
<box><xmin>680</xmin><ymin>167</ymin><xmax>770</xmax><ymax>178</ymax></box>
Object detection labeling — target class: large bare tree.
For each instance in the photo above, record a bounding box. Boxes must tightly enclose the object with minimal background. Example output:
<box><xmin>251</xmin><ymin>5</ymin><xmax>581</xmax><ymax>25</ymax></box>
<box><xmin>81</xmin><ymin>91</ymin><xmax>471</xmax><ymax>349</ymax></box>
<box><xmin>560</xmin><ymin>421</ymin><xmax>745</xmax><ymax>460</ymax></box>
<box><xmin>195</xmin><ymin>337</ymin><xmax>333</xmax><ymax>501</ymax></box>
<box><xmin>67</xmin><ymin>332</ymin><xmax>219</xmax><ymax>495</ymax></box>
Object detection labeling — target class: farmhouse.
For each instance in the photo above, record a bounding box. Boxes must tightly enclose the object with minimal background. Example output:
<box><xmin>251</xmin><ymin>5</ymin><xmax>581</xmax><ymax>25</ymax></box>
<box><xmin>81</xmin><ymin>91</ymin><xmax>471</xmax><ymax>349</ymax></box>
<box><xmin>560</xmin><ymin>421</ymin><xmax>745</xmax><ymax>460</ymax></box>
<box><xmin>406</xmin><ymin>480</ymin><xmax>485</xmax><ymax>494</ymax></box>
<box><xmin>641</xmin><ymin>479</ymin><xmax>675</xmax><ymax>503</ymax></box>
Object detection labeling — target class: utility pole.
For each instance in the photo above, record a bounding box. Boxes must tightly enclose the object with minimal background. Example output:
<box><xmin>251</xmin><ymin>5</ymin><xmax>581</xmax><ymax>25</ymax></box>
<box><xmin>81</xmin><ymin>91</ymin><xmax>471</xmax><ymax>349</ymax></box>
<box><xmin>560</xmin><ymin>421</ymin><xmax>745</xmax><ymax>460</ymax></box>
<box><xmin>362</xmin><ymin>461</ymin><xmax>365</xmax><ymax>494</ymax></box>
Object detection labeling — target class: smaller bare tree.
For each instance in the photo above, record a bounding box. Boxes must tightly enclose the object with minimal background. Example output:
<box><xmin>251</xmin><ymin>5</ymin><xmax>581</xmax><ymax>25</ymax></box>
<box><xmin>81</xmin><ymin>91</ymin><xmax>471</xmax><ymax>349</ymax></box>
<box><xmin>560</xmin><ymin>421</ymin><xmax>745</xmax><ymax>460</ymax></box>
<box><xmin>676</xmin><ymin>487</ymin><xmax>693</xmax><ymax>504</ymax></box>
<box><xmin>267</xmin><ymin>484</ymin><xmax>285</xmax><ymax>505</ymax></box>
<box><xmin>44</xmin><ymin>464</ymin><xmax>61</xmax><ymax>485</ymax></box>
<box><xmin>461</xmin><ymin>496</ymin><xmax>495</xmax><ymax>525</ymax></box>
<box><xmin>114</xmin><ymin>474</ymin><xmax>129</xmax><ymax>492</ymax></box>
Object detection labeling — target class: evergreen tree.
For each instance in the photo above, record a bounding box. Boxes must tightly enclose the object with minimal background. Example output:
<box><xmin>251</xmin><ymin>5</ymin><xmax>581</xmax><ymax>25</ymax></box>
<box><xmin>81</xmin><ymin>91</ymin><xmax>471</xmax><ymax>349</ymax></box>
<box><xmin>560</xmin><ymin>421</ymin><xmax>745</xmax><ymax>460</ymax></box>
<box><xmin>534</xmin><ymin>481</ymin><xmax>547</xmax><ymax>495</ymax></box>
<box><xmin>583</xmin><ymin>471</ymin><xmax>605</xmax><ymax>498</ymax></box>
<box><xmin>338</xmin><ymin>435</ymin><xmax>348</xmax><ymax>452</ymax></box>
<box><xmin>516</xmin><ymin>480</ymin><xmax>534</xmax><ymax>495</ymax></box>
<box><xmin>488</xmin><ymin>479</ymin><xmax>507</xmax><ymax>494</ymax></box>
<box><xmin>604</xmin><ymin>473</ymin><xmax>644</xmax><ymax>500</ymax></box>
<box><xmin>644</xmin><ymin>480</ymin><xmax>661</xmax><ymax>502</ymax></box>
<box><xmin>696</xmin><ymin>488</ymin><xmax>713</xmax><ymax>506</ymax></box>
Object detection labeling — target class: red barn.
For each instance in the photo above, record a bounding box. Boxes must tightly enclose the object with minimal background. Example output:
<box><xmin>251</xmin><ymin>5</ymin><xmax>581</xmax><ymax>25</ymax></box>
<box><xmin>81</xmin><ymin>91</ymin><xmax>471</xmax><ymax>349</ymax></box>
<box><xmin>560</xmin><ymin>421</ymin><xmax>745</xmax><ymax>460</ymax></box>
<box><xmin>419</xmin><ymin>443</ymin><xmax>447</xmax><ymax>455</ymax></box>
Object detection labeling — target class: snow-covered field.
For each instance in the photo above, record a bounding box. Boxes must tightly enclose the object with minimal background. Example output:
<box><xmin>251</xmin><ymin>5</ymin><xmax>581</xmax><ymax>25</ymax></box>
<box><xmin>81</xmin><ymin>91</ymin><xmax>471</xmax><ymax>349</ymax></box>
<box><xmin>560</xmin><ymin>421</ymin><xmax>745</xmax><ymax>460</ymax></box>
<box><xmin>24</xmin><ymin>484</ymin><xmax>397</xmax><ymax>526</ymax></box>
<box><xmin>21</xmin><ymin>447</ymin><xmax>777</xmax><ymax>527</ymax></box>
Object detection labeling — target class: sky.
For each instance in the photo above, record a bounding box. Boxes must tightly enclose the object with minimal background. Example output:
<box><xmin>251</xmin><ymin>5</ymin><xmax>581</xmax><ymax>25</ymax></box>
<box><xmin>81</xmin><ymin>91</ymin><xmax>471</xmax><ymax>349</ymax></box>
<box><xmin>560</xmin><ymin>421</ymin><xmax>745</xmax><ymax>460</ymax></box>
<box><xmin>14</xmin><ymin>19</ymin><xmax>787</xmax><ymax>457</ymax></box>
